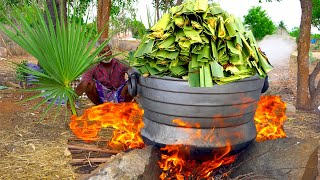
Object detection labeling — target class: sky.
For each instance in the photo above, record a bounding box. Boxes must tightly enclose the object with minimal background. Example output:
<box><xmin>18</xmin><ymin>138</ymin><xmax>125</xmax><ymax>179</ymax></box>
<box><xmin>135</xmin><ymin>0</ymin><xmax>320</xmax><ymax>33</ymax></box>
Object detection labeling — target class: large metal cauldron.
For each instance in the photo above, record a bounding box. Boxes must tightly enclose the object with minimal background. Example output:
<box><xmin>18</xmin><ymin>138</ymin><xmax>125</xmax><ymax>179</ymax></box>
<box><xmin>128</xmin><ymin>74</ymin><xmax>265</xmax><ymax>152</ymax></box>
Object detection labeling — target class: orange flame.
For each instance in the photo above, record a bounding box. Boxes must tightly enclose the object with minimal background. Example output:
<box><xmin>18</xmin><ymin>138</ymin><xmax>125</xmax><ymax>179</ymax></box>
<box><xmin>254</xmin><ymin>95</ymin><xmax>287</xmax><ymax>142</ymax></box>
<box><xmin>69</xmin><ymin>102</ymin><xmax>145</xmax><ymax>151</ymax></box>
<box><xmin>159</xmin><ymin>143</ymin><xmax>237</xmax><ymax>179</ymax></box>
<box><xmin>158</xmin><ymin>120</ymin><xmax>236</xmax><ymax>179</ymax></box>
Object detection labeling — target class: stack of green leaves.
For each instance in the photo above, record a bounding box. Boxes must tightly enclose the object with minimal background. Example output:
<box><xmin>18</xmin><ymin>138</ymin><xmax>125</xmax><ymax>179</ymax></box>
<box><xmin>130</xmin><ymin>0</ymin><xmax>273</xmax><ymax>87</ymax></box>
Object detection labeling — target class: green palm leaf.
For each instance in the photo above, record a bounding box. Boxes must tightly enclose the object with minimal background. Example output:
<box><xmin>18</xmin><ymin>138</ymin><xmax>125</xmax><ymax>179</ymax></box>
<box><xmin>0</xmin><ymin>1</ymin><xmax>108</xmax><ymax>115</ymax></box>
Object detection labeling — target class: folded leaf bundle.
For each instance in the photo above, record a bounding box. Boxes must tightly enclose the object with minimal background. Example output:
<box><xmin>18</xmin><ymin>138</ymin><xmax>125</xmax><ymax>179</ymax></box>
<box><xmin>131</xmin><ymin>0</ymin><xmax>272</xmax><ymax>87</ymax></box>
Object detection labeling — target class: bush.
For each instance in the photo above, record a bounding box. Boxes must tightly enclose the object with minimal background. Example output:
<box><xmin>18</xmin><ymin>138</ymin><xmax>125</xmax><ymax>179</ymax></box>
<box><xmin>314</xmin><ymin>43</ymin><xmax>320</xmax><ymax>50</ymax></box>
<box><xmin>311</xmin><ymin>33</ymin><xmax>320</xmax><ymax>39</ymax></box>
<box><xmin>309</xmin><ymin>52</ymin><xmax>319</xmax><ymax>63</ymax></box>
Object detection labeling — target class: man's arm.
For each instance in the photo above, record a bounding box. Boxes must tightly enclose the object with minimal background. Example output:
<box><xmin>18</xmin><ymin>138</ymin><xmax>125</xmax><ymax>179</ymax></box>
<box><xmin>120</xmin><ymin>84</ymin><xmax>134</xmax><ymax>102</ymax></box>
<box><xmin>114</xmin><ymin>60</ymin><xmax>134</xmax><ymax>101</ymax></box>
<box><xmin>75</xmin><ymin>66</ymin><xmax>95</xmax><ymax>96</ymax></box>
<box><xmin>75</xmin><ymin>81</ymin><xmax>90</xmax><ymax>96</ymax></box>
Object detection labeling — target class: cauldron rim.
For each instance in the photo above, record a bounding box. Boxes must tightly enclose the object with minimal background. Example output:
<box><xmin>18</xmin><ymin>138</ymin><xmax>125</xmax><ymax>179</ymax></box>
<box><xmin>143</xmin><ymin>74</ymin><xmax>261</xmax><ymax>82</ymax></box>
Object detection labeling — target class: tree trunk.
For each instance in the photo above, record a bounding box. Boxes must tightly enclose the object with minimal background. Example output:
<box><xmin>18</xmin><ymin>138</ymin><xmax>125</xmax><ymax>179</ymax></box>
<box><xmin>97</xmin><ymin>0</ymin><xmax>112</xmax><ymax>40</ymax></box>
<box><xmin>155</xmin><ymin>0</ymin><xmax>160</xmax><ymax>21</ymax></box>
<box><xmin>176</xmin><ymin>0</ymin><xmax>183</xmax><ymax>5</ymax></box>
<box><xmin>296</xmin><ymin>0</ymin><xmax>312</xmax><ymax>110</ymax></box>
<box><xmin>45</xmin><ymin>0</ymin><xmax>67</xmax><ymax>27</ymax></box>
<box><xmin>61</xmin><ymin>0</ymin><xmax>67</xmax><ymax>21</ymax></box>
<box><xmin>164</xmin><ymin>0</ymin><xmax>170</xmax><ymax>12</ymax></box>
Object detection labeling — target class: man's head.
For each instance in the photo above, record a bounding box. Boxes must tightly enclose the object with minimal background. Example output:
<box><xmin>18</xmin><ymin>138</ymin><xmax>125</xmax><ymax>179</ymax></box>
<box><xmin>99</xmin><ymin>44</ymin><xmax>113</xmax><ymax>63</ymax></box>
<box><xmin>99</xmin><ymin>44</ymin><xmax>112</xmax><ymax>56</ymax></box>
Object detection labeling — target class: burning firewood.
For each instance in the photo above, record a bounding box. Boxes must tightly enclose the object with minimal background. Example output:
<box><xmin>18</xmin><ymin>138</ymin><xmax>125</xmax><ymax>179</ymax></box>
<box><xmin>67</xmin><ymin>144</ymin><xmax>120</xmax><ymax>154</ymax></box>
<box><xmin>69</xmin><ymin>102</ymin><xmax>145</xmax><ymax>151</ymax></box>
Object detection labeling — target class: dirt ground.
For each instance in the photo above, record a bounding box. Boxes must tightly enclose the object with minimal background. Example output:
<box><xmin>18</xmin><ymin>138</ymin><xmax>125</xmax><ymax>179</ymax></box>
<box><xmin>0</xmin><ymin>54</ymin><xmax>319</xmax><ymax>179</ymax></box>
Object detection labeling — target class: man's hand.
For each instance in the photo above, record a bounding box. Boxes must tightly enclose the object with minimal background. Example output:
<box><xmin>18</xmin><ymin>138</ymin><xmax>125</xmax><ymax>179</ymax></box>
<box><xmin>121</xmin><ymin>84</ymin><xmax>133</xmax><ymax>102</ymax></box>
<box><xmin>75</xmin><ymin>81</ymin><xmax>101</xmax><ymax>105</ymax></box>
<box><xmin>75</xmin><ymin>81</ymin><xmax>89</xmax><ymax>96</ymax></box>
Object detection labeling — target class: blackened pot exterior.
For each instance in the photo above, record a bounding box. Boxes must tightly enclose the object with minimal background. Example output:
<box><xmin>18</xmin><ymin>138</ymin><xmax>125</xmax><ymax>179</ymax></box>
<box><xmin>135</xmin><ymin>75</ymin><xmax>265</xmax><ymax>151</ymax></box>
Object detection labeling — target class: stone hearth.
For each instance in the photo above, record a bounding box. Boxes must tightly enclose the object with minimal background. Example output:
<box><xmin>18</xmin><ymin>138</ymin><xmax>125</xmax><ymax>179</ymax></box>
<box><xmin>79</xmin><ymin>138</ymin><xmax>319</xmax><ymax>180</ymax></box>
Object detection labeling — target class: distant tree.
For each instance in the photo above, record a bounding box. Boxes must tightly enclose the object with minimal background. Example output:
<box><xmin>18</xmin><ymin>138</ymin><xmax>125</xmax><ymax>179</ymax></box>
<box><xmin>260</xmin><ymin>0</ymin><xmax>319</xmax><ymax>112</ymax></box>
<box><xmin>278</xmin><ymin>20</ymin><xmax>287</xmax><ymax>31</ymax></box>
<box><xmin>243</xmin><ymin>6</ymin><xmax>276</xmax><ymax>40</ymax></box>
<box><xmin>152</xmin><ymin>0</ymin><xmax>174</xmax><ymax>21</ymax></box>
<box><xmin>67</xmin><ymin>0</ymin><xmax>91</xmax><ymax>23</ymax></box>
<box><xmin>152</xmin><ymin>0</ymin><xmax>189</xmax><ymax>21</ymax></box>
<box><xmin>109</xmin><ymin>2</ymin><xmax>138</xmax><ymax>38</ymax></box>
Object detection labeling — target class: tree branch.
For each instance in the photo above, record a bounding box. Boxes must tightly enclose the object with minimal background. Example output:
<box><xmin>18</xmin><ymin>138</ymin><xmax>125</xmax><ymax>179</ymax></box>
<box><xmin>309</xmin><ymin>61</ymin><xmax>320</xmax><ymax>110</ymax></box>
<box><xmin>309</xmin><ymin>61</ymin><xmax>320</xmax><ymax>94</ymax></box>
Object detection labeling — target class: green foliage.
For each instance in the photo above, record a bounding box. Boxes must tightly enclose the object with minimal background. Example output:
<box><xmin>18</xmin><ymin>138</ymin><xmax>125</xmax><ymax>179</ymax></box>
<box><xmin>0</xmin><ymin>0</ymin><xmax>37</xmax><ymax>25</ymax></box>
<box><xmin>109</xmin><ymin>2</ymin><xmax>140</xmax><ymax>38</ymax></box>
<box><xmin>68</xmin><ymin>0</ymin><xmax>91</xmax><ymax>22</ymax></box>
<box><xmin>312</xmin><ymin>0</ymin><xmax>320</xmax><ymax>31</ymax></box>
<box><xmin>0</xmin><ymin>1</ymin><xmax>108</xmax><ymax>115</ymax></box>
<box><xmin>85</xmin><ymin>22</ymin><xmax>98</xmax><ymax>38</ymax></box>
<box><xmin>0</xmin><ymin>1</ymin><xmax>6</xmax><ymax>23</ymax></box>
<box><xmin>243</xmin><ymin>6</ymin><xmax>276</xmax><ymax>40</ymax></box>
<box><xmin>312</xmin><ymin>42</ymin><xmax>320</xmax><ymax>50</ymax></box>
<box><xmin>15</xmin><ymin>60</ymin><xmax>28</xmax><ymax>82</ymax></box>
<box><xmin>66</xmin><ymin>1</ymin><xmax>99</xmax><ymax>39</ymax></box>
<box><xmin>311</xmin><ymin>33</ymin><xmax>320</xmax><ymax>39</ymax></box>
<box><xmin>289</xmin><ymin>27</ymin><xmax>300</xmax><ymax>40</ymax></box>
<box><xmin>128</xmin><ymin>19</ymin><xmax>146</xmax><ymax>39</ymax></box>
<box><xmin>110</xmin><ymin>0</ymin><xmax>137</xmax><ymax>18</ymax></box>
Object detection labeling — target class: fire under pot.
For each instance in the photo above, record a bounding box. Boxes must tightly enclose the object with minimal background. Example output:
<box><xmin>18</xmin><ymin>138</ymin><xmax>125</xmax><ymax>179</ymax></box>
<box><xmin>128</xmin><ymin>74</ymin><xmax>265</xmax><ymax>152</ymax></box>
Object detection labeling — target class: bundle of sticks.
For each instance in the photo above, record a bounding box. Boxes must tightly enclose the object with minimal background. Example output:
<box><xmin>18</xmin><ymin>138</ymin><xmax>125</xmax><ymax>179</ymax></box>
<box><xmin>67</xmin><ymin>137</ymin><xmax>120</xmax><ymax>165</ymax></box>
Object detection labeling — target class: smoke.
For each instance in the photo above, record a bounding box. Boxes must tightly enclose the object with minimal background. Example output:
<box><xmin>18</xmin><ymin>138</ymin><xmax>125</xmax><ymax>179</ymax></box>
<box><xmin>258</xmin><ymin>31</ymin><xmax>297</xmax><ymax>67</ymax></box>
